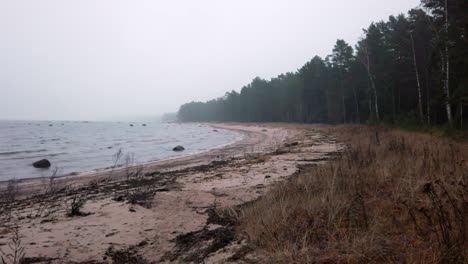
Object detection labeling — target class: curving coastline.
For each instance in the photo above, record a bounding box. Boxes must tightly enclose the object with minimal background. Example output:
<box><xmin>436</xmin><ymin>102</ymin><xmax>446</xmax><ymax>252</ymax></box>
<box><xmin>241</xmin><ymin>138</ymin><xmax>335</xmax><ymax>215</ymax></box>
<box><xmin>0</xmin><ymin>122</ymin><xmax>240</xmax><ymax>182</ymax></box>
<box><xmin>0</xmin><ymin>123</ymin><xmax>276</xmax><ymax>196</ymax></box>
<box><xmin>0</xmin><ymin>123</ymin><xmax>341</xmax><ymax>263</ymax></box>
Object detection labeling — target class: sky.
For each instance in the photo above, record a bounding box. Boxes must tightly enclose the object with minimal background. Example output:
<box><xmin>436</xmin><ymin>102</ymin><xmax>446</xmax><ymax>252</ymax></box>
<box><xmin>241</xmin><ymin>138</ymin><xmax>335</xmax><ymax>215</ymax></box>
<box><xmin>0</xmin><ymin>0</ymin><xmax>420</xmax><ymax>121</ymax></box>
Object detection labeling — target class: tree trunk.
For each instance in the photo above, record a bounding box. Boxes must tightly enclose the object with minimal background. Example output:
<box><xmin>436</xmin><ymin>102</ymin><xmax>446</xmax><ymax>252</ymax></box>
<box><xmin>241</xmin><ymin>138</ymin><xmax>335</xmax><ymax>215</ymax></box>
<box><xmin>392</xmin><ymin>86</ymin><xmax>396</xmax><ymax>123</ymax></box>
<box><xmin>364</xmin><ymin>42</ymin><xmax>379</xmax><ymax>123</ymax></box>
<box><xmin>461</xmin><ymin>103</ymin><xmax>463</xmax><ymax>129</ymax></box>
<box><xmin>352</xmin><ymin>85</ymin><xmax>360</xmax><ymax>123</ymax></box>
<box><xmin>326</xmin><ymin>86</ymin><xmax>332</xmax><ymax>123</ymax></box>
<box><xmin>440</xmin><ymin>48</ymin><xmax>453</xmax><ymax>127</ymax></box>
<box><xmin>444</xmin><ymin>0</ymin><xmax>453</xmax><ymax>126</ymax></box>
<box><xmin>340</xmin><ymin>76</ymin><xmax>346</xmax><ymax>123</ymax></box>
<box><xmin>367</xmin><ymin>78</ymin><xmax>373</xmax><ymax>121</ymax></box>
<box><xmin>398</xmin><ymin>84</ymin><xmax>401</xmax><ymax>116</ymax></box>
<box><xmin>410</xmin><ymin>33</ymin><xmax>424</xmax><ymax>123</ymax></box>
<box><xmin>425</xmin><ymin>67</ymin><xmax>431</xmax><ymax>125</ymax></box>
<box><xmin>370</xmin><ymin>77</ymin><xmax>379</xmax><ymax>123</ymax></box>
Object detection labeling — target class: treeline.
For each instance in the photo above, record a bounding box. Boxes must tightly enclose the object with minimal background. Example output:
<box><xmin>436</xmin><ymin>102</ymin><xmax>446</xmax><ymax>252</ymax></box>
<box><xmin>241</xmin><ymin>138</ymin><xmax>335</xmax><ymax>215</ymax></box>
<box><xmin>178</xmin><ymin>0</ymin><xmax>467</xmax><ymax>128</ymax></box>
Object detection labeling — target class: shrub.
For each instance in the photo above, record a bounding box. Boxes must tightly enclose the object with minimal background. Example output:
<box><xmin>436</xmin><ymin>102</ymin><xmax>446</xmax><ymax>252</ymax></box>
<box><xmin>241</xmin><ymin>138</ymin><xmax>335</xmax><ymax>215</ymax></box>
<box><xmin>66</xmin><ymin>195</ymin><xmax>88</xmax><ymax>217</ymax></box>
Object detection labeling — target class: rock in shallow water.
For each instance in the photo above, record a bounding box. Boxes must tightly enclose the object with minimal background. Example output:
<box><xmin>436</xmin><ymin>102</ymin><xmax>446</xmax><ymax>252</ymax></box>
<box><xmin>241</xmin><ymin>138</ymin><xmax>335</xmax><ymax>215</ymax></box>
<box><xmin>172</xmin><ymin>145</ymin><xmax>185</xmax><ymax>152</ymax></box>
<box><xmin>33</xmin><ymin>159</ymin><xmax>51</xmax><ymax>168</ymax></box>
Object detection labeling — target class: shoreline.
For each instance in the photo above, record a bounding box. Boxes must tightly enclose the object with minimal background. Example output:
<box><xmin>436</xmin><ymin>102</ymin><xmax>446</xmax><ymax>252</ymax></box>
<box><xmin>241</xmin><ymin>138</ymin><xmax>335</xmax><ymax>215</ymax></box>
<box><xmin>0</xmin><ymin>123</ymin><xmax>341</xmax><ymax>263</ymax></box>
<box><xmin>0</xmin><ymin>123</ymin><xmax>249</xmax><ymax>195</ymax></box>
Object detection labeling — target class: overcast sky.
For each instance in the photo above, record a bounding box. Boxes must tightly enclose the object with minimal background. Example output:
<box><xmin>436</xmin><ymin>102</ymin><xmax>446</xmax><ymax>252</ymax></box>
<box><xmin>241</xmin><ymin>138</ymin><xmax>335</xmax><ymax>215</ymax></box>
<box><xmin>0</xmin><ymin>0</ymin><xmax>420</xmax><ymax>121</ymax></box>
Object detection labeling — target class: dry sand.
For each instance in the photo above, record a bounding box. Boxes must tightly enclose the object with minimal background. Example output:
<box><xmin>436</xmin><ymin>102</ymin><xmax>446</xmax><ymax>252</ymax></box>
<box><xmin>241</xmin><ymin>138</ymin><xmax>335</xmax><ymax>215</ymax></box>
<box><xmin>0</xmin><ymin>123</ymin><xmax>341</xmax><ymax>263</ymax></box>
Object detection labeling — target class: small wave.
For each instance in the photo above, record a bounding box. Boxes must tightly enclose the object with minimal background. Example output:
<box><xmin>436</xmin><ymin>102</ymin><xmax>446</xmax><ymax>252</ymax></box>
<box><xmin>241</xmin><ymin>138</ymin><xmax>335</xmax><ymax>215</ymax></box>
<box><xmin>140</xmin><ymin>138</ymin><xmax>171</xmax><ymax>144</ymax></box>
<box><xmin>0</xmin><ymin>152</ymin><xmax>67</xmax><ymax>160</ymax></box>
<box><xmin>0</xmin><ymin>149</ymin><xmax>47</xmax><ymax>156</ymax></box>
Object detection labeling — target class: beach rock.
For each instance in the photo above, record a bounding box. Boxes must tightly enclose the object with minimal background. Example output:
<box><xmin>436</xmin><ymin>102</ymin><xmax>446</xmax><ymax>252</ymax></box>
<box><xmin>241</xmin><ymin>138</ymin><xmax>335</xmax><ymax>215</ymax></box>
<box><xmin>213</xmin><ymin>129</ymin><xmax>218</xmax><ymax>132</ymax></box>
<box><xmin>114</xmin><ymin>195</ymin><xmax>124</xmax><ymax>202</ymax></box>
<box><xmin>33</xmin><ymin>159</ymin><xmax>51</xmax><ymax>169</ymax></box>
<box><xmin>129</xmin><ymin>124</ymin><xmax>134</xmax><ymax>127</ymax></box>
<box><xmin>285</xmin><ymin>142</ymin><xmax>299</xmax><ymax>147</ymax></box>
<box><xmin>172</xmin><ymin>145</ymin><xmax>185</xmax><ymax>152</ymax></box>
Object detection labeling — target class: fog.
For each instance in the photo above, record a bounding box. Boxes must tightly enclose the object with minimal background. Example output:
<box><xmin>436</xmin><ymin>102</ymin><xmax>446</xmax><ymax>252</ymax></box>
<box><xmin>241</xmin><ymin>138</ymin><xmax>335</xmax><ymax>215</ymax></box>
<box><xmin>0</xmin><ymin>0</ymin><xmax>419</xmax><ymax>121</ymax></box>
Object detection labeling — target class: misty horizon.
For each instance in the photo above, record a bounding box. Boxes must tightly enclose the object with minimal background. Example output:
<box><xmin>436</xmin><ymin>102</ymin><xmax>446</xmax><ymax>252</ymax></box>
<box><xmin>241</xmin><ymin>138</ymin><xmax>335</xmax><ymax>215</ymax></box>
<box><xmin>0</xmin><ymin>114</ymin><xmax>172</xmax><ymax>122</ymax></box>
<box><xmin>1</xmin><ymin>0</ymin><xmax>419</xmax><ymax>121</ymax></box>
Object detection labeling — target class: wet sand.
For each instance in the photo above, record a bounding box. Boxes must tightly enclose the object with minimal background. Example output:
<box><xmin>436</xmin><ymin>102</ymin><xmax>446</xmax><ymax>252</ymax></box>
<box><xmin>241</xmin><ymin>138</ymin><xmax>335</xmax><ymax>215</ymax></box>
<box><xmin>0</xmin><ymin>123</ymin><xmax>341</xmax><ymax>263</ymax></box>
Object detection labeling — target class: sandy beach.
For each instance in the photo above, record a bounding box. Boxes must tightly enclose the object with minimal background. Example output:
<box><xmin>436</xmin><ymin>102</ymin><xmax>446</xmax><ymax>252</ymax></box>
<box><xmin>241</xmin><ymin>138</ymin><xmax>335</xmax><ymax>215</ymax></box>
<box><xmin>0</xmin><ymin>123</ymin><xmax>341</xmax><ymax>263</ymax></box>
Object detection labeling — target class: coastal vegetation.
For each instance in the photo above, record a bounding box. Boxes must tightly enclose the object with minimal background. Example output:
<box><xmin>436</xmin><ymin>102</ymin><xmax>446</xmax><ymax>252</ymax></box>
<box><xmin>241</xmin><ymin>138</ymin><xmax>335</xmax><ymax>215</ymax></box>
<box><xmin>238</xmin><ymin>125</ymin><xmax>467</xmax><ymax>263</ymax></box>
<box><xmin>178</xmin><ymin>0</ymin><xmax>467</xmax><ymax>130</ymax></box>
<box><xmin>176</xmin><ymin>0</ymin><xmax>468</xmax><ymax>262</ymax></box>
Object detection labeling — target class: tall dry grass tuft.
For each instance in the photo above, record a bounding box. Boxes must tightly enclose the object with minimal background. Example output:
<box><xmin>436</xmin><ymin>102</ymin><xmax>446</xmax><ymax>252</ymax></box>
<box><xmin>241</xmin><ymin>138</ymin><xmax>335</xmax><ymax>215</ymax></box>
<box><xmin>239</xmin><ymin>125</ymin><xmax>467</xmax><ymax>263</ymax></box>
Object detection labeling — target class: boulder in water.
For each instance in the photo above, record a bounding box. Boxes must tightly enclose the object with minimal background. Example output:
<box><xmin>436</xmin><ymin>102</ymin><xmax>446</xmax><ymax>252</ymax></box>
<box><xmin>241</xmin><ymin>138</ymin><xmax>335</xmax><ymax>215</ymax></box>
<box><xmin>33</xmin><ymin>159</ymin><xmax>51</xmax><ymax>168</ymax></box>
<box><xmin>172</xmin><ymin>145</ymin><xmax>185</xmax><ymax>152</ymax></box>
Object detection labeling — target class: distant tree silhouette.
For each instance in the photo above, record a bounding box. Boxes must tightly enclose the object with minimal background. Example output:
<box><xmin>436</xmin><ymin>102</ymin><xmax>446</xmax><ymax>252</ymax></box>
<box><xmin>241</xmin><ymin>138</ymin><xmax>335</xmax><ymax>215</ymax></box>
<box><xmin>178</xmin><ymin>2</ymin><xmax>467</xmax><ymax>128</ymax></box>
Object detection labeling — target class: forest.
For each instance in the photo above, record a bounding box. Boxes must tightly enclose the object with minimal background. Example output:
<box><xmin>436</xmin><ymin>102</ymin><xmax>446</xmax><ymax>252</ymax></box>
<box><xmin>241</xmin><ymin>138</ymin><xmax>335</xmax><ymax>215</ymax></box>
<box><xmin>178</xmin><ymin>0</ymin><xmax>467</xmax><ymax>129</ymax></box>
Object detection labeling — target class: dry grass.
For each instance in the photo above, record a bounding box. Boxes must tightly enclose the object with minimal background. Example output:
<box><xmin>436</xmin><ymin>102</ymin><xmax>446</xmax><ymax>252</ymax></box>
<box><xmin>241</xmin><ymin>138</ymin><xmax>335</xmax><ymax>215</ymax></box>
<box><xmin>239</xmin><ymin>125</ymin><xmax>467</xmax><ymax>263</ymax></box>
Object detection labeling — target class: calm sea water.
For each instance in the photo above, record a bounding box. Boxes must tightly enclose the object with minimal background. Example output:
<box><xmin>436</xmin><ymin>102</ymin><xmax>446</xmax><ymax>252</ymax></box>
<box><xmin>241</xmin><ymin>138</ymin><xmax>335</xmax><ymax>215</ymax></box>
<box><xmin>0</xmin><ymin>121</ymin><xmax>241</xmax><ymax>181</ymax></box>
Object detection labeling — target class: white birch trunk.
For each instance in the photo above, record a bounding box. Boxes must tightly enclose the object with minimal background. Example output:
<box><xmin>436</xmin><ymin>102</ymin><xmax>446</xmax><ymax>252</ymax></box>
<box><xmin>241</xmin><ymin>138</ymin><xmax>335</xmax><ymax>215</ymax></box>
<box><xmin>444</xmin><ymin>0</ymin><xmax>453</xmax><ymax>126</ymax></box>
<box><xmin>364</xmin><ymin>42</ymin><xmax>379</xmax><ymax>122</ymax></box>
<box><xmin>410</xmin><ymin>33</ymin><xmax>424</xmax><ymax>123</ymax></box>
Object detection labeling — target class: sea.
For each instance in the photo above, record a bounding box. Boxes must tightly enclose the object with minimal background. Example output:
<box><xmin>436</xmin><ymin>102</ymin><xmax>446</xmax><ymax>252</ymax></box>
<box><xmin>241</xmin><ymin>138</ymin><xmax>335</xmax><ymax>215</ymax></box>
<box><xmin>0</xmin><ymin>120</ymin><xmax>241</xmax><ymax>181</ymax></box>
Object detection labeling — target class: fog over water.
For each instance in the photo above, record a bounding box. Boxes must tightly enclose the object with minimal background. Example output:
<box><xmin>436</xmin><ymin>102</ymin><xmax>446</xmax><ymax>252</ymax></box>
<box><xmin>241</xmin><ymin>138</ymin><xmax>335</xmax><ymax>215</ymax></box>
<box><xmin>1</xmin><ymin>0</ymin><xmax>419</xmax><ymax>121</ymax></box>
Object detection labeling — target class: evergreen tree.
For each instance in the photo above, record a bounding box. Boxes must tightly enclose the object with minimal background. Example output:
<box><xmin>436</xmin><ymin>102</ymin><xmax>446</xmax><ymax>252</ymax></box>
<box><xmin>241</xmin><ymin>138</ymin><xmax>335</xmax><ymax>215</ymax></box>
<box><xmin>177</xmin><ymin>2</ymin><xmax>466</xmax><ymax>129</ymax></box>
